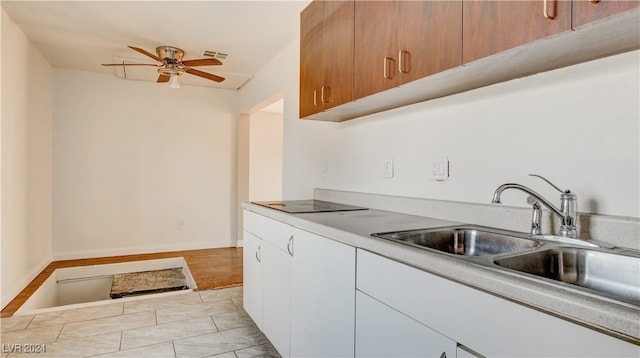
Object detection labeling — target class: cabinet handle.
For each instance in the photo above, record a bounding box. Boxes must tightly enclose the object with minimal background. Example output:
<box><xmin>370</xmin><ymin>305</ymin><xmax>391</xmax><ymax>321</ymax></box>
<box><xmin>313</xmin><ymin>90</ymin><xmax>318</xmax><ymax>106</ymax></box>
<box><xmin>287</xmin><ymin>235</ymin><xmax>294</xmax><ymax>256</ymax></box>
<box><xmin>321</xmin><ymin>85</ymin><xmax>329</xmax><ymax>103</ymax></box>
<box><xmin>255</xmin><ymin>245</ymin><xmax>262</xmax><ymax>263</ymax></box>
<box><xmin>543</xmin><ymin>0</ymin><xmax>555</xmax><ymax>19</ymax></box>
<box><xmin>383</xmin><ymin>57</ymin><xmax>395</xmax><ymax>79</ymax></box>
<box><xmin>398</xmin><ymin>50</ymin><xmax>410</xmax><ymax>74</ymax></box>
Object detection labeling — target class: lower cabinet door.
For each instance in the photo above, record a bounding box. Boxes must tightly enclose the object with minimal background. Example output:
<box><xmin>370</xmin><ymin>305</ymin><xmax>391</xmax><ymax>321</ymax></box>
<box><xmin>356</xmin><ymin>291</ymin><xmax>457</xmax><ymax>358</ymax></box>
<box><xmin>290</xmin><ymin>230</ymin><xmax>356</xmax><ymax>357</ymax></box>
<box><xmin>242</xmin><ymin>231</ymin><xmax>262</xmax><ymax>328</ymax></box>
<box><xmin>261</xmin><ymin>241</ymin><xmax>290</xmax><ymax>357</ymax></box>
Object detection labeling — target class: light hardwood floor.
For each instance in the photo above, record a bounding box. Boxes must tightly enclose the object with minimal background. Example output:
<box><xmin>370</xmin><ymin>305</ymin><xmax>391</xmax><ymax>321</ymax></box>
<box><xmin>1</xmin><ymin>248</ymin><xmax>243</xmax><ymax>318</ymax></box>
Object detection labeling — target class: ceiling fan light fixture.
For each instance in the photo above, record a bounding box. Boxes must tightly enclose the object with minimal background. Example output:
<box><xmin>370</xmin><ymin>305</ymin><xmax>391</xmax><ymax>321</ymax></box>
<box><xmin>104</xmin><ymin>45</ymin><xmax>226</xmax><ymax>86</ymax></box>
<box><xmin>169</xmin><ymin>75</ymin><xmax>180</xmax><ymax>89</ymax></box>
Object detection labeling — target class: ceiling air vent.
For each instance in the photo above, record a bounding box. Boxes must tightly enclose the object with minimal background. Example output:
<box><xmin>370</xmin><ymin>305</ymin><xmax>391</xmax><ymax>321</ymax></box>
<box><xmin>202</xmin><ymin>50</ymin><xmax>229</xmax><ymax>61</ymax></box>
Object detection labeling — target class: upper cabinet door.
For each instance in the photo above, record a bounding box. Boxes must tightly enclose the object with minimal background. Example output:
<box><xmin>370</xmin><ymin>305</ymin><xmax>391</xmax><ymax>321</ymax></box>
<box><xmin>354</xmin><ymin>1</ymin><xmax>462</xmax><ymax>100</ymax></box>
<box><xmin>354</xmin><ymin>1</ymin><xmax>399</xmax><ymax>99</ymax></box>
<box><xmin>322</xmin><ymin>1</ymin><xmax>354</xmax><ymax>111</ymax></box>
<box><xmin>572</xmin><ymin>0</ymin><xmax>640</xmax><ymax>29</ymax></box>
<box><xmin>397</xmin><ymin>1</ymin><xmax>462</xmax><ymax>85</ymax></box>
<box><xmin>299</xmin><ymin>1</ymin><xmax>325</xmax><ymax>118</ymax></box>
<box><xmin>463</xmin><ymin>0</ymin><xmax>572</xmax><ymax>64</ymax></box>
<box><xmin>299</xmin><ymin>0</ymin><xmax>354</xmax><ymax>118</ymax></box>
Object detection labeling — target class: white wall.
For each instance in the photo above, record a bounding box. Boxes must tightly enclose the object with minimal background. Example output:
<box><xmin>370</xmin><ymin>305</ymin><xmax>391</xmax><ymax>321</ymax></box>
<box><xmin>322</xmin><ymin>50</ymin><xmax>640</xmax><ymax>218</ymax></box>
<box><xmin>52</xmin><ymin>70</ymin><xmax>239</xmax><ymax>258</ymax></box>
<box><xmin>249</xmin><ymin>110</ymin><xmax>283</xmax><ymax>201</ymax></box>
<box><xmin>1</xmin><ymin>9</ymin><xmax>54</xmax><ymax>308</ymax></box>
<box><xmin>244</xmin><ymin>37</ymin><xmax>639</xmax><ymax>218</ymax></box>
<box><xmin>239</xmin><ymin>39</ymin><xmax>336</xmax><ymax>201</ymax></box>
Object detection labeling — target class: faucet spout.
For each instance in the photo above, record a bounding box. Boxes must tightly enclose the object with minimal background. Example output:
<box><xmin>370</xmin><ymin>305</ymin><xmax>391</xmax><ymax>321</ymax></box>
<box><xmin>491</xmin><ymin>183</ymin><xmax>564</xmax><ymax>218</ymax></box>
<box><xmin>491</xmin><ymin>178</ymin><xmax>578</xmax><ymax>238</ymax></box>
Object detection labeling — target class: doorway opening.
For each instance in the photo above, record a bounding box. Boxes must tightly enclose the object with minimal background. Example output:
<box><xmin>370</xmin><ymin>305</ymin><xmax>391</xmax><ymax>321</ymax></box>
<box><xmin>248</xmin><ymin>98</ymin><xmax>284</xmax><ymax>202</ymax></box>
<box><xmin>236</xmin><ymin>94</ymin><xmax>284</xmax><ymax>246</ymax></box>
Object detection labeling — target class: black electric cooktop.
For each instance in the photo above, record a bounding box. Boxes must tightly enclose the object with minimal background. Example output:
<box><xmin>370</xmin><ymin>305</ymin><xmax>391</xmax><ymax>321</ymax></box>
<box><xmin>251</xmin><ymin>200</ymin><xmax>368</xmax><ymax>214</ymax></box>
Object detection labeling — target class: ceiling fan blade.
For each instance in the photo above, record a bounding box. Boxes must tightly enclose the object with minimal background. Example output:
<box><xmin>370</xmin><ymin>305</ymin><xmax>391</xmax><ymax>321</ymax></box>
<box><xmin>157</xmin><ymin>74</ymin><xmax>171</xmax><ymax>83</ymax></box>
<box><xmin>185</xmin><ymin>68</ymin><xmax>225</xmax><ymax>82</ymax></box>
<box><xmin>102</xmin><ymin>63</ymin><xmax>159</xmax><ymax>67</ymax></box>
<box><xmin>181</xmin><ymin>58</ymin><xmax>223</xmax><ymax>67</ymax></box>
<box><xmin>128</xmin><ymin>46</ymin><xmax>162</xmax><ymax>61</ymax></box>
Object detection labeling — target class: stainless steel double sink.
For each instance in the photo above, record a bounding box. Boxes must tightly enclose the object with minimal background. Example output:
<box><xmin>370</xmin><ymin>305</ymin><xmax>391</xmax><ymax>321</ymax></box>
<box><xmin>371</xmin><ymin>226</ymin><xmax>640</xmax><ymax>307</ymax></box>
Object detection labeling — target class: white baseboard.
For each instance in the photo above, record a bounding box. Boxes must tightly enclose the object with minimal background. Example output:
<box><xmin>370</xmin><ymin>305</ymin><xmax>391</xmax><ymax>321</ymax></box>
<box><xmin>235</xmin><ymin>240</ymin><xmax>243</xmax><ymax>247</ymax></box>
<box><xmin>52</xmin><ymin>241</ymin><xmax>235</xmax><ymax>261</ymax></box>
<box><xmin>1</xmin><ymin>255</ymin><xmax>52</xmax><ymax>310</ymax></box>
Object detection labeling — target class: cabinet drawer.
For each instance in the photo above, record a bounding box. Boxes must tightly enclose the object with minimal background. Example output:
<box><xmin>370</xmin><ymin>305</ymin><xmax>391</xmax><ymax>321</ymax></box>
<box><xmin>356</xmin><ymin>249</ymin><xmax>639</xmax><ymax>357</ymax></box>
<box><xmin>243</xmin><ymin>210</ymin><xmax>294</xmax><ymax>252</ymax></box>
<box><xmin>356</xmin><ymin>291</ymin><xmax>456</xmax><ymax>358</ymax></box>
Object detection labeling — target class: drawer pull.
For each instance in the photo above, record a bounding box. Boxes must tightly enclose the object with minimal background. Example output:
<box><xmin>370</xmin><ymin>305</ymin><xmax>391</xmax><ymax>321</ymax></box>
<box><xmin>321</xmin><ymin>85</ymin><xmax>329</xmax><ymax>103</ymax></box>
<box><xmin>256</xmin><ymin>245</ymin><xmax>262</xmax><ymax>263</ymax></box>
<box><xmin>313</xmin><ymin>90</ymin><xmax>318</xmax><ymax>106</ymax></box>
<box><xmin>287</xmin><ymin>235</ymin><xmax>294</xmax><ymax>256</ymax></box>
<box><xmin>543</xmin><ymin>0</ymin><xmax>555</xmax><ymax>19</ymax></box>
<box><xmin>399</xmin><ymin>50</ymin><xmax>410</xmax><ymax>74</ymax></box>
<box><xmin>383</xmin><ymin>57</ymin><xmax>395</xmax><ymax>79</ymax></box>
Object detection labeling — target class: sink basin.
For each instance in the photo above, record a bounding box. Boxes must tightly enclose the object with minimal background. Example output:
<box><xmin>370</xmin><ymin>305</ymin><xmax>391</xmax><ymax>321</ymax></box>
<box><xmin>371</xmin><ymin>226</ymin><xmax>541</xmax><ymax>256</ymax></box>
<box><xmin>494</xmin><ymin>247</ymin><xmax>640</xmax><ymax>305</ymax></box>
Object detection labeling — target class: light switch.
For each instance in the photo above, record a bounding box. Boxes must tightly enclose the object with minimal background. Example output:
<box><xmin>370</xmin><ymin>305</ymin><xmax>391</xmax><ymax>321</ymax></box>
<box><xmin>431</xmin><ymin>156</ymin><xmax>449</xmax><ymax>180</ymax></box>
<box><xmin>381</xmin><ymin>158</ymin><xmax>394</xmax><ymax>178</ymax></box>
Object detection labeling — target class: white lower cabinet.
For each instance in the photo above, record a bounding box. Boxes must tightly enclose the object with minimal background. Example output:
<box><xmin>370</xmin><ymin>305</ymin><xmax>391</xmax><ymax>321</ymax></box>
<box><xmin>356</xmin><ymin>291</ymin><xmax>456</xmax><ymax>358</ymax></box>
<box><xmin>291</xmin><ymin>228</ymin><xmax>355</xmax><ymax>357</ymax></box>
<box><xmin>243</xmin><ymin>210</ymin><xmax>294</xmax><ymax>356</ymax></box>
<box><xmin>242</xmin><ymin>231</ymin><xmax>262</xmax><ymax>328</ymax></box>
<box><xmin>261</xmin><ymin>240</ymin><xmax>291</xmax><ymax>356</ymax></box>
<box><xmin>243</xmin><ymin>210</ymin><xmax>355</xmax><ymax>357</ymax></box>
<box><xmin>244</xmin><ymin>231</ymin><xmax>294</xmax><ymax>356</ymax></box>
<box><xmin>357</xmin><ymin>249</ymin><xmax>639</xmax><ymax>357</ymax></box>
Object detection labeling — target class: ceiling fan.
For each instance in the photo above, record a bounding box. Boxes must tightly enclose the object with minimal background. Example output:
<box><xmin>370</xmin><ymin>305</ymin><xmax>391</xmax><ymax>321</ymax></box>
<box><xmin>102</xmin><ymin>46</ymin><xmax>225</xmax><ymax>88</ymax></box>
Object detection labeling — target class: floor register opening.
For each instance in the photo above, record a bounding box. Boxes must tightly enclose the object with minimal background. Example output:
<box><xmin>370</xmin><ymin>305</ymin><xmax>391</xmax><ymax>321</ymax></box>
<box><xmin>17</xmin><ymin>257</ymin><xmax>197</xmax><ymax>315</ymax></box>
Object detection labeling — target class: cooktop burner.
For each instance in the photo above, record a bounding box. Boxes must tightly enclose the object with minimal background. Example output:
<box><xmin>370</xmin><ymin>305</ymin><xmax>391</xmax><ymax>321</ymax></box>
<box><xmin>251</xmin><ymin>200</ymin><xmax>368</xmax><ymax>214</ymax></box>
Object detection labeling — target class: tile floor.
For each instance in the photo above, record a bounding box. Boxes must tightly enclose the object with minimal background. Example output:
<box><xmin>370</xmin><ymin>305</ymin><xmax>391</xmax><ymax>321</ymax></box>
<box><xmin>0</xmin><ymin>286</ymin><xmax>279</xmax><ymax>357</ymax></box>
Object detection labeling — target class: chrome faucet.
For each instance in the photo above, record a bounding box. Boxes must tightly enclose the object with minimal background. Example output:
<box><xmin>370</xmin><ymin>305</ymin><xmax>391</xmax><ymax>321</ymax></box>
<box><xmin>491</xmin><ymin>174</ymin><xmax>578</xmax><ymax>238</ymax></box>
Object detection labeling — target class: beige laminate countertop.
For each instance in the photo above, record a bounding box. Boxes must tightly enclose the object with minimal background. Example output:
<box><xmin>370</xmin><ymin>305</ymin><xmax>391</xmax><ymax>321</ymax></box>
<box><xmin>243</xmin><ymin>202</ymin><xmax>640</xmax><ymax>344</ymax></box>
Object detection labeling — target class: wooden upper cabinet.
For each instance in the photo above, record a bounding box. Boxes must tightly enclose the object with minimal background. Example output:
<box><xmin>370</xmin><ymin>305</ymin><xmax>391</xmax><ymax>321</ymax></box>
<box><xmin>397</xmin><ymin>1</ymin><xmax>462</xmax><ymax>85</ymax></box>
<box><xmin>572</xmin><ymin>0</ymin><xmax>640</xmax><ymax>29</ymax></box>
<box><xmin>463</xmin><ymin>0</ymin><xmax>572</xmax><ymax>64</ymax></box>
<box><xmin>299</xmin><ymin>1</ymin><xmax>354</xmax><ymax>118</ymax></box>
<box><xmin>354</xmin><ymin>1</ymin><xmax>399</xmax><ymax>99</ymax></box>
<box><xmin>322</xmin><ymin>1</ymin><xmax>354</xmax><ymax>111</ymax></box>
<box><xmin>300</xmin><ymin>1</ymin><xmax>324</xmax><ymax>118</ymax></box>
<box><xmin>354</xmin><ymin>1</ymin><xmax>462</xmax><ymax>100</ymax></box>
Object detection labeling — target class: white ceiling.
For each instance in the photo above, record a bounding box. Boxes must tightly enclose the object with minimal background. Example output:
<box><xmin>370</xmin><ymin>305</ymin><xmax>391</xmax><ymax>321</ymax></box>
<box><xmin>1</xmin><ymin>0</ymin><xmax>310</xmax><ymax>90</ymax></box>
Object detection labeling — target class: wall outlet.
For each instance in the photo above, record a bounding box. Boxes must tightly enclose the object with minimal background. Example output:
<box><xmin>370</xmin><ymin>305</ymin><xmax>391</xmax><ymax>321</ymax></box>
<box><xmin>321</xmin><ymin>161</ymin><xmax>328</xmax><ymax>177</ymax></box>
<box><xmin>381</xmin><ymin>158</ymin><xmax>394</xmax><ymax>178</ymax></box>
<box><xmin>431</xmin><ymin>156</ymin><xmax>449</xmax><ymax>180</ymax></box>
<box><xmin>177</xmin><ymin>220</ymin><xmax>185</xmax><ymax>231</ymax></box>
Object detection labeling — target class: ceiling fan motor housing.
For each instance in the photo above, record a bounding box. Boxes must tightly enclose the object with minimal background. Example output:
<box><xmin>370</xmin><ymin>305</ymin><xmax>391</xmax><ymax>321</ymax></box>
<box><xmin>156</xmin><ymin>46</ymin><xmax>186</xmax><ymax>76</ymax></box>
<box><xmin>156</xmin><ymin>46</ymin><xmax>184</xmax><ymax>61</ymax></box>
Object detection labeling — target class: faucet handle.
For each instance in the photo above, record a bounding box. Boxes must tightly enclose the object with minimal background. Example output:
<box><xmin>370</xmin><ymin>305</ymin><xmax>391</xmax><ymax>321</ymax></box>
<box><xmin>529</xmin><ymin>174</ymin><xmax>569</xmax><ymax>193</ymax></box>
